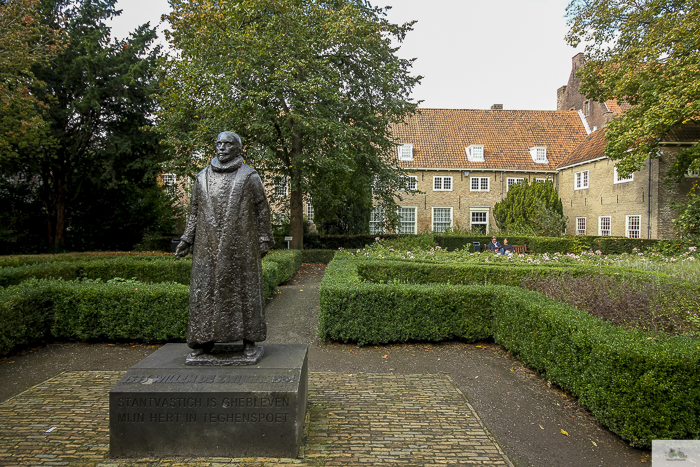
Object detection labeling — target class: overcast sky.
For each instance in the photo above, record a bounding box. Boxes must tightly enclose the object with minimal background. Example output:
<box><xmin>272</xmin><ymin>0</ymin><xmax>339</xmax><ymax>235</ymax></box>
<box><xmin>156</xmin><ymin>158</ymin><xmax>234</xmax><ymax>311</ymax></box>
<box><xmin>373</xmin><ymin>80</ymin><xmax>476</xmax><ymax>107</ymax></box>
<box><xmin>108</xmin><ymin>0</ymin><xmax>582</xmax><ymax>111</ymax></box>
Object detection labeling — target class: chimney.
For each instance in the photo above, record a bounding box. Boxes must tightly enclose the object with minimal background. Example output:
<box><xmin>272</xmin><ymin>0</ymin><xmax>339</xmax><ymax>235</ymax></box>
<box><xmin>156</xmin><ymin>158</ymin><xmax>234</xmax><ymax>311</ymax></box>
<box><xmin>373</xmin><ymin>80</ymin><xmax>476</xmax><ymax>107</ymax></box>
<box><xmin>491</xmin><ymin>104</ymin><xmax>503</xmax><ymax>110</ymax></box>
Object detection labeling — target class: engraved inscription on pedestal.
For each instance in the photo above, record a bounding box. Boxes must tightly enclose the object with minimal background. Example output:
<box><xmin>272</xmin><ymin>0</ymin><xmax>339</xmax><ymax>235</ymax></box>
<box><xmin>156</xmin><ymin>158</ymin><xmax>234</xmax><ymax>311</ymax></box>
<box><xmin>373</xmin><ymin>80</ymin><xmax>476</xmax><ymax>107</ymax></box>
<box><xmin>109</xmin><ymin>343</ymin><xmax>308</xmax><ymax>459</ymax></box>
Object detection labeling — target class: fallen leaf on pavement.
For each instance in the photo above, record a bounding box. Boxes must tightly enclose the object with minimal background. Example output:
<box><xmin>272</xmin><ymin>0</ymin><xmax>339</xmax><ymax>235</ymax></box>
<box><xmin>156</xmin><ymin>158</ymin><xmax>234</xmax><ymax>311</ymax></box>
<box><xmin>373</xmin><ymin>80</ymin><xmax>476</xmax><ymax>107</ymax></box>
<box><xmin>561</xmin><ymin>429</ymin><xmax>569</xmax><ymax>436</ymax></box>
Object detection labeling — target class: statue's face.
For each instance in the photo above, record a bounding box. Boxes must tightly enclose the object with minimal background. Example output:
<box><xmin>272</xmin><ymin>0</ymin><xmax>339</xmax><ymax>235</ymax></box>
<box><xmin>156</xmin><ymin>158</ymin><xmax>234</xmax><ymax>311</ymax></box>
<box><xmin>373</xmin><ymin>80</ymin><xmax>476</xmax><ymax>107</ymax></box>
<box><xmin>216</xmin><ymin>134</ymin><xmax>240</xmax><ymax>163</ymax></box>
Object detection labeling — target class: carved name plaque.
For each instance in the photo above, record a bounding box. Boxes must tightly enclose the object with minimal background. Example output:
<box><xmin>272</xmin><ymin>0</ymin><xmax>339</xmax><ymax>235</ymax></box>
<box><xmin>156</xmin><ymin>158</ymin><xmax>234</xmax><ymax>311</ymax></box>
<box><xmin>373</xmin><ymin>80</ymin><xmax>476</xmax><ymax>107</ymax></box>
<box><xmin>109</xmin><ymin>343</ymin><xmax>308</xmax><ymax>459</ymax></box>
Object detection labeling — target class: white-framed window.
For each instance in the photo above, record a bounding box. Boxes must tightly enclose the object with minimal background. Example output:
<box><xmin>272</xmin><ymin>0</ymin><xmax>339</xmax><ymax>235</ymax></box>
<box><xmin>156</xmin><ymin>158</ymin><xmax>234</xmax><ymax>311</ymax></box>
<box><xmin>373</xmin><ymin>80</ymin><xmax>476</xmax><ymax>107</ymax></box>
<box><xmin>398</xmin><ymin>144</ymin><xmax>413</xmax><ymax>161</ymax></box>
<box><xmin>614</xmin><ymin>167</ymin><xmax>633</xmax><ymax>183</ymax></box>
<box><xmin>369</xmin><ymin>206</ymin><xmax>385</xmax><ymax>235</ymax></box>
<box><xmin>397</xmin><ymin>207</ymin><xmax>417</xmax><ymax>234</ymax></box>
<box><xmin>530</xmin><ymin>147</ymin><xmax>548</xmax><ymax>163</ymax></box>
<box><xmin>576</xmin><ymin>217</ymin><xmax>586</xmax><ymax>235</ymax></box>
<box><xmin>433</xmin><ymin>176</ymin><xmax>453</xmax><ymax>191</ymax></box>
<box><xmin>162</xmin><ymin>173</ymin><xmax>176</xmax><ymax>195</ymax></box>
<box><xmin>534</xmin><ymin>178</ymin><xmax>547</xmax><ymax>183</ymax></box>
<box><xmin>507</xmin><ymin>178</ymin><xmax>524</xmax><ymax>191</ymax></box>
<box><xmin>584</xmin><ymin>101</ymin><xmax>590</xmax><ymax>117</ymax></box>
<box><xmin>470</xmin><ymin>176</ymin><xmax>489</xmax><ymax>192</ymax></box>
<box><xmin>466</xmin><ymin>145</ymin><xmax>485</xmax><ymax>162</ymax></box>
<box><xmin>686</xmin><ymin>169</ymin><xmax>700</xmax><ymax>178</ymax></box>
<box><xmin>304</xmin><ymin>202</ymin><xmax>314</xmax><ymax>222</ymax></box>
<box><xmin>470</xmin><ymin>208</ymin><xmax>489</xmax><ymax>234</ymax></box>
<box><xmin>599</xmin><ymin>216</ymin><xmax>611</xmax><ymax>236</ymax></box>
<box><xmin>575</xmin><ymin>170</ymin><xmax>589</xmax><ymax>190</ymax></box>
<box><xmin>626</xmin><ymin>215</ymin><xmax>641</xmax><ymax>239</ymax></box>
<box><xmin>401</xmin><ymin>175</ymin><xmax>417</xmax><ymax>191</ymax></box>
<box><xmin>432</xmin><ymin>207</ymin><xmax>453</xmax><ymax>233</ymax></box>
<box><xmin>274</xmin><ymin>176</ymin><xmax>288</xmax><ymax>197</ymax></box>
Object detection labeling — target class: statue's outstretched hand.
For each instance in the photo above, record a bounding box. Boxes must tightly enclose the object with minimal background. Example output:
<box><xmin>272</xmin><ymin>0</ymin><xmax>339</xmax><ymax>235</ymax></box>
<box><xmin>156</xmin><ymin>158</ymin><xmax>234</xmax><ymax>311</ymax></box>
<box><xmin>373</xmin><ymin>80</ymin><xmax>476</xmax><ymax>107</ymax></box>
<box><xmin>175</xmin><ymin>240</ymin><xmax>191</xmax><ymax>258</ymax></box>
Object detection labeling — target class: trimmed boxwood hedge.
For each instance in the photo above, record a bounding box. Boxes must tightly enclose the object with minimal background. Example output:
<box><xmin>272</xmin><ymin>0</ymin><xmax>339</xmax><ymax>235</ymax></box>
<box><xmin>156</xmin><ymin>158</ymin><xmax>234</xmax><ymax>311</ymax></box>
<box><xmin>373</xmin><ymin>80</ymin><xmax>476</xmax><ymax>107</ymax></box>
<box><xmin>434</xmin><ymin>235</ymin><xmax>660</xmax><ymax>254</ymax></box>
<box><xmin>0</xmin><ymin>250</ymin><xmax>303</xmax><ymax>357</ymax></box>
<box><xmin>318</xmin><ymin>257</ymin><xmax>700</xmax><ymax>448</ymax></box>
<box><xmin>0</xmin><ymin>250</ymin><xmax>304</xmax><ymax>288</ymax></box>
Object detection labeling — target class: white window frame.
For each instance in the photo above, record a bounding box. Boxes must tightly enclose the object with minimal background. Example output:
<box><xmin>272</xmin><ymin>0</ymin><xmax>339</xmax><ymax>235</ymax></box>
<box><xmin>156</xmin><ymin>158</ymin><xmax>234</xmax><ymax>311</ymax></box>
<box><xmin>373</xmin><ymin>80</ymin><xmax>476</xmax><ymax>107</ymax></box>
<box><xmin>575</xmin><ymin>170</ymin><xmax>589</xmax><ymax>190</ymax></box>
<box><xmin>369</xmin><ymin>206</ymin><xmax>385</xmax><ymax>235</ymax></box>
<box><xmin>534</xmin><ymin>178</ymin><xmax>547</xmax><ymax>183</ymax></box>
<box><xmin>469</xmin><ymin>208</ymin><xmax>490</xmax><ymax>234</ymax></box>
<box><xmin>432</xmin><ymin>207</ymin><xmax>453</xmax><ymax>233</ymax></box>
<box><xmin>614</xmin><ymin>167</ymin><xmax>634</xmax><ymax>184</ymax></box>
<box><xmin>470</xmin><ymin>176</ymin><xmax>489</xmax><ymax>192</ymax></box>
<box><xmin>576</xmin><ymin>217</ymin><xmax>586</xmax><ymax>235</ymax></box>
<box><xmin>626</xmin><ymin>215</ymin><xmax>641</xmax><ymax>239</ymax></box>
<box><xmin>466</xmin><ymin>145</ymin><xmax>485</xmax><ymax>162</ymax></box>
<box><xmin>397</xmin><ymin>207</ymin><xmax>417</xmax><ymax>235</ymax></box>
<box><xmin>398</xmin><ymin>144</ymin><xmax>413</xmax><ymax>161</ymax></box>
<box><xmin>304</xmin><ymin>201</ymin><xmax>314</xmax><ymax>222</ymax></box>
<box><xmin>530</xmin><ymin>147</ymin><xmax>548</xmax><ymax>163</ymax></box>
<box><xmin>401</xmin><ymin>175</ymin><xmax>417</xmax><ymax>191</ymax></box>
<box><xmin>433</xmin><ymin>176</ymin><xmax>453</xmax><ymax>191</ymax></box>
<box><xmin>686</xmin><ymin>169</ymin><xmax>700</xmax><ymax>178</ymax></box>
<box><xmin>274</xmin><ymin>176</ymin><xmax>289</xmax><ymax>197</ymax></box>
<box><xmin>162</xmin><ymin>173</ymin><xmax>176</xmax><ymax>195</ymax></box>
<box><xmin>598</xmin><ymin>216</ymin><xmax>611</xmax><ymax>236</ymax></box>
<box><xmin>507</xmin><ymin>178</ymin><xmax>524</xmax><ymax>191</ymax></box>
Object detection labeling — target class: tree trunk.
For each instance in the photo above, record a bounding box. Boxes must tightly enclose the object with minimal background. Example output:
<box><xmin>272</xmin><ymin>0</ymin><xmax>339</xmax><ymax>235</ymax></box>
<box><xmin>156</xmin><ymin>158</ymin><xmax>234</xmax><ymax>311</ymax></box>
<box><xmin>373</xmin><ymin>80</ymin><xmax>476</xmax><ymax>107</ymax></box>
<box><xmin>44</xmin><ymin>179</ymin><xmax>67</xmax><ymax>250</ymax></box>
<box><xmin>289</xmin><ymin>186</ymin><xmax>304</xmax><ymax>250</ymax></box>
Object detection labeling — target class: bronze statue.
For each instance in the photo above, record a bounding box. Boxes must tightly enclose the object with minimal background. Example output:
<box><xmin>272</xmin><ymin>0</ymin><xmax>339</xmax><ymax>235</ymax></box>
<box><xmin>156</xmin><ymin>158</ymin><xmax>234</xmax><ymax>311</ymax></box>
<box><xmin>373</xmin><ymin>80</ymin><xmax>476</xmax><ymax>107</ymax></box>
<box><xmin>175</xmin><ymin>131</ymin><xmax>274</xmax><ymax>365</ymax></box>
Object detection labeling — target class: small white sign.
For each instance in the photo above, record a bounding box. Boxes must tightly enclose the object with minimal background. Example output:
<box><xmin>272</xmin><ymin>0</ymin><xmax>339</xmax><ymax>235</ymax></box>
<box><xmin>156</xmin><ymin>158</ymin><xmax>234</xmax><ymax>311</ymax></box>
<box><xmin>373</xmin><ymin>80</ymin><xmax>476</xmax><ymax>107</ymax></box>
<box><xmin>284</xmin><ymin>236</ymin><xmax>293</xmax><ymax>241</ymax></box>
<box><xmin>653</xmin><ymin>440</ymin><xmax>700</xmax><ymax>465</ymax></box>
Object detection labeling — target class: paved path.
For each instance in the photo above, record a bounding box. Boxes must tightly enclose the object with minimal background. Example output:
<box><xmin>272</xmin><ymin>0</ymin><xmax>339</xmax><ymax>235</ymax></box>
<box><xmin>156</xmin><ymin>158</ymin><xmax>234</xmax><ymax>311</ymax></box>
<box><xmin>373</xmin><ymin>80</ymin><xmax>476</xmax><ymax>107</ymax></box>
<box><xmin>0</xmin><ymin>264</ymin><xmax>649</xmax><ymax>466</ymax></box>
<box><xmin>0</xmin><ymin>371</ymin><xmax>509</xmax><ymax>466</ymax></box>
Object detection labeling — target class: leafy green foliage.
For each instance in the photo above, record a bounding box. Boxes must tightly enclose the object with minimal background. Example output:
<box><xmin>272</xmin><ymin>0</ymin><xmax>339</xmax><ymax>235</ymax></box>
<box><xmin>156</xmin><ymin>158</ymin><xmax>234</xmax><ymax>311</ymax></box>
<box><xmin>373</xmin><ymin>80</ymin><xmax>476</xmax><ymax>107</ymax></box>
<box><xmin>158</xmin><ymin>0</ymin><xmax>422</xmax><ymax>248</ymax></box>
<box><xmin>0</xmin><ymin>0</ymin><xmax>168</xmax><ymax>251</ymax></box>
<box><xmin>493</xmin><ymin>180</ymin><xmax>565</xmax><ymax>235</ymax></box>
<box><xmin>565</xmin><ymin>0</ymin><xmax>700</xmax><ymax>176</ymax></box>
<box><xmin>674</xmin><ymin>183</ymin><xmax>700</xmax><ymax>242</ymax></box>
<box><xmin>0</xmin><ymin>0</ymin><xmax>64</xmax><ymax>157</ymax></box>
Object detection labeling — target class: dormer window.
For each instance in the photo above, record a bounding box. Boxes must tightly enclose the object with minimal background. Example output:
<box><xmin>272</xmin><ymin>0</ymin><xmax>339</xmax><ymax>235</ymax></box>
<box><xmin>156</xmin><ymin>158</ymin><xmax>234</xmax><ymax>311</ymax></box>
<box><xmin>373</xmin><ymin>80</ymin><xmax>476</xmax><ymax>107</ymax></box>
<box><xmin>398</xmin><ymin>144</ymin><xmax>413</xmax><ymax>161</ymax></box>
<box><xmin>466</xmin><ymin>145</ymin><xmax>484</xmax><ymax>162</ymax></box>
<box><xmin>530</xmin><ymin>146</ymin><xmax>548</xmax><ymax>163</ymax></box>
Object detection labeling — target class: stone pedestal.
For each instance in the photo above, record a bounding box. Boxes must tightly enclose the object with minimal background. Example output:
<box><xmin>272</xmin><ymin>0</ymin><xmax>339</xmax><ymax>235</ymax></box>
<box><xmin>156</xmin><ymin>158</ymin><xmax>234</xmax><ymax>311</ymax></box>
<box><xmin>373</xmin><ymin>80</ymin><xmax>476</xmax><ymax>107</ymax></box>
<box><xmin>109</xmin><ymin>343</ymin><xmax>308</xmax><ymax>459</ymax></box>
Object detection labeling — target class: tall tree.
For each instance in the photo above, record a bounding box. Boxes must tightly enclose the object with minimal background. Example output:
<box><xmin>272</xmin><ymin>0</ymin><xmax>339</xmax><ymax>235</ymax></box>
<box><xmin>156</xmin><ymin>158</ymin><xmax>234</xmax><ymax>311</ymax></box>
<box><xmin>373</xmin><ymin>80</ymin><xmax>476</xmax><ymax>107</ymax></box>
<box><xmin>493</xmin><ymin>180</ymin><xmax>565</xmax><ymax>235</ymax></box>
<box><xmin>159</xmin><ymin>0</ymin><xmax>421</xmax><ymax>249</ymax></box>
<box><xmin>1</xmin><ymin>0</ymin><xmax>166</xmax><ymax>250</ymax></box>
<box><xmin>565</xmin><ymin>0</ymin><xmax>700</xmax><ymax>177</ymax></box>
<box><xmin>0</xmin><ymin>0</ymin><xmax>64</xmax><ymax>157</ymax></box>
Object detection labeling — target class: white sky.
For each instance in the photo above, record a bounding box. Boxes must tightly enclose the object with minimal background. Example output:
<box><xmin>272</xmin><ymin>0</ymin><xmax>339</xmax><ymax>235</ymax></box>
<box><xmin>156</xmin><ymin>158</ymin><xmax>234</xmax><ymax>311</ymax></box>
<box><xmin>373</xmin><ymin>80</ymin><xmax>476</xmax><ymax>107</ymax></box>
<box><xmin>108</xmin><ymin>0</ymin><xmax>582</xmax><ymax>111</ymax></box>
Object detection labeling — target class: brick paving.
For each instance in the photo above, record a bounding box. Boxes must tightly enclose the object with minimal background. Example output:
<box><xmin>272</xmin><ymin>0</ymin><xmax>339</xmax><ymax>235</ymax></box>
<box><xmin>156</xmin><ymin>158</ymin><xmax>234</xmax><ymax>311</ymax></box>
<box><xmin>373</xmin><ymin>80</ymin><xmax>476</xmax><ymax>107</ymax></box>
<box><xmin>0</xmin><ymin>371</ymin><xmax>512</xmax><ymax>467</ymax></box>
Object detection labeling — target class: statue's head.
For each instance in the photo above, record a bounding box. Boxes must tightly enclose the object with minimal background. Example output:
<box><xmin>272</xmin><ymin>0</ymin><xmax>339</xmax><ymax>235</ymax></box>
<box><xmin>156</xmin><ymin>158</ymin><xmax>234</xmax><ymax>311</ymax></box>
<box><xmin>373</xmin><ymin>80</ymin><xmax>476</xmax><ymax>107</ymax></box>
<box><xmin>216</xmin><ymin>131</ymin><xmax>242</xmax><ymax>163</ymax></box>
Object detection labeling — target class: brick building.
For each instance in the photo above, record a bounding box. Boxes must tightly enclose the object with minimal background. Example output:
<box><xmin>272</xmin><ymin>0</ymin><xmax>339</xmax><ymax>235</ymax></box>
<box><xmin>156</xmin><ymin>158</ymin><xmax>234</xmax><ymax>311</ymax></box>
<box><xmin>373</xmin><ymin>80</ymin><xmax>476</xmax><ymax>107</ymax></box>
<box><xmin>556</xmin><ymin>54</ymin><xmax>700</xmax><ymax>239</ymax></box>
<box><xmin>384</xmin><ymin>107</ymin><xmax>588</xmax><ymax>234</ymax></box>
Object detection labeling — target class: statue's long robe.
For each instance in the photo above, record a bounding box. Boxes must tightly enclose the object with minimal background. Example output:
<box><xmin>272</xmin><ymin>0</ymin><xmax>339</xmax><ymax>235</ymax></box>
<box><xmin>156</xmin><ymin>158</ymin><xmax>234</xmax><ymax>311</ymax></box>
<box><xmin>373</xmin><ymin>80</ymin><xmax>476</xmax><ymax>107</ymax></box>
<box><xmin>180</xmin><ymin>156</ymin><xmax>273</xmax><ymax>346</ymax></box>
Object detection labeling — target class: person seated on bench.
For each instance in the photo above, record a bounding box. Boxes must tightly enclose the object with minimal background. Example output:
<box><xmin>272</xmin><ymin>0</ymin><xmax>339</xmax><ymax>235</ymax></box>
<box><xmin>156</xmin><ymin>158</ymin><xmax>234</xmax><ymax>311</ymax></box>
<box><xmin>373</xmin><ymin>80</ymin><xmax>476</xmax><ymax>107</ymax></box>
<box><xmin>486</xmin><ymin>236</ymin><xmax>501</xmax><ymax>253</ymax></box>
<box><xmin>502</xmin><ymin>238</ymin><xmax>514</xmax><ymax>255</ymax></box>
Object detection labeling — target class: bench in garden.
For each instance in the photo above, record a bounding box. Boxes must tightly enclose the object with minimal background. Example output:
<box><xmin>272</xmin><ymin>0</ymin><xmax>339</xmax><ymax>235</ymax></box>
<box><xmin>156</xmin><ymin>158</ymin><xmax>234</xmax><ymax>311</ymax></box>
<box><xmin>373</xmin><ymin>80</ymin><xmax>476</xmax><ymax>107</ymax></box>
<box><xmin>512</xmin><ymin>244</ymin><xmax>532</xmax><ymax>254</ymax></box>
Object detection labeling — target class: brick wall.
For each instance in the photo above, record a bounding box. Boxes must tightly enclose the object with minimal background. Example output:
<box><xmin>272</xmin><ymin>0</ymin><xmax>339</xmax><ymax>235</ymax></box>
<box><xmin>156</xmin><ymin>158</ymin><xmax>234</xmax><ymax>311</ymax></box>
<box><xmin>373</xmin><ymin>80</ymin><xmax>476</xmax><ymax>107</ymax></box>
<box><xmin>399</xmin><ymin>169</ymin><xmax>555</xmax><ymax>233</ymax></box>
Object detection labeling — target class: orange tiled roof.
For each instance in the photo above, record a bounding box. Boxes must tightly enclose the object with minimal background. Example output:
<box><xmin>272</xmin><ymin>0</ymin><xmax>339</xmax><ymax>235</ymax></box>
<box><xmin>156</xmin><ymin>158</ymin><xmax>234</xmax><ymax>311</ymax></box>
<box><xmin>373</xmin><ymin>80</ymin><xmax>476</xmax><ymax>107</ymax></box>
<box><xmin>391</xmin><ymin>108</ymin><xmax>588</xmax><ymax>171</ymax></box>
<box><xmin>560</xmin><ymin>122</ymin><xmax>700</xmax><ymax>168</ymax></box>
<box><xmin>604</xmin><ymin>99</ymin><xmax>632</xmax><ymax>116</ymax></box>
<box><xmin>558</xmin><ymin>129</ymin><xmax>607</xmax><ymax>168</ymax></box>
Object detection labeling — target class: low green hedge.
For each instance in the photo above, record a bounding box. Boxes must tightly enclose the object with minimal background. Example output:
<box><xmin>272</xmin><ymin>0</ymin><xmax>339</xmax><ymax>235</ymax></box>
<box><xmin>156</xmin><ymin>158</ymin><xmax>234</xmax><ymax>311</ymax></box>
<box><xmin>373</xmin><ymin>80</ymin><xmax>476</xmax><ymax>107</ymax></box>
<box><xmin>435</xmin><ymin>235</ymin><xmax>660</xmax><ymax>254</ymax></box>
<box><xmin>302</xmin><ymin>249</ymin><xmax>336</xmax><ymax>264</ymax></box>
<box><xmin>318</xmin><ymin>257</ymin><xmax>700</xmax><ymax>448</ymax></box>
<box><xmin>0</xmin><ymin>251</ymin><xmax>303</xmax><ymax>288</ymax></box>
<box><xmin>0</xmin><ymin>250</ymin><xmax>303</xmax><ymax>356</ymax></box>
<box><xmin>0</xmin><ymin>279</ymin><xmax>189</xmax><ymax>354</ymax></box>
